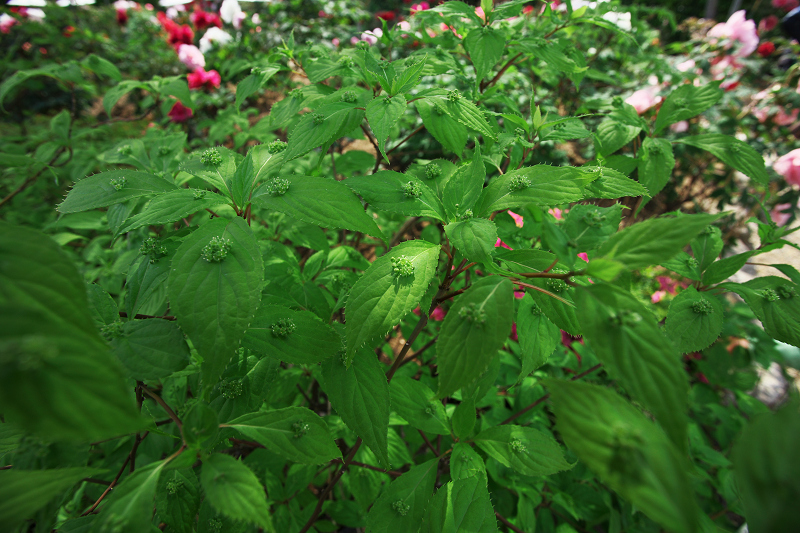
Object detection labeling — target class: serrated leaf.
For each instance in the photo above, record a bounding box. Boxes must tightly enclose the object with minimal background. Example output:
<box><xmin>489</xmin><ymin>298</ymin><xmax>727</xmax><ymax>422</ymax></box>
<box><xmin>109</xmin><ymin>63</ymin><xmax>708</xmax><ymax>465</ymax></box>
<box><xmin>464</xmin><ymin>27</ymin><xmax>506</xmax><ymax>83</ymax></box>
<box><xmin>702</xmin><ymin>251</ymin><xmax>753</xmax><ymax>285</ymax></box>
<box><xmin>416</xmin><ymin>99</ymin><xmax>468</xmax><ymax>157</ymax></box>
<box><xmin>58</xmin><ymin>170</ymin><xmax>177</xmax><ymax>214</ymax></box>
<box><xmin>0</xmin><ymin>467</ymin><xmax>106</xmax><ymax>531</ymax></box>
<box><xmin>436</xmin><ymin>276</ymin><xmax>513</xmax><ymax>398</ymax></box>
<box><xmin>583</xmin><ymin>166</ymin><xmax>647</xmax><ymax>199</ymax></box>
<box><xmin>451</xmin><ymin>398</ymin><xmax>476</xmax><ymax>440</ymax></box>
<box><xmin>168</xmin><ymin>217</ymin><xmax>263</xmax><ymax>390</ymax></box>
<box><xmin>538</xmin><ymin>118</ymin><xmax>591</xmax><ymax>142</ymax></box>
<box><xmin>346</xmin><ymin>170</ymin><xmax>446</xmax><ymax>221</ymax></box>
<box><xmin>118</xmin><ymin>189</ymin><xmax>229</xmax><ymax>234</ymax></box>
<box><xmin>637</xmin><ymin>137</ymin><xmax>675</xmax><ymax>202</ymax></box>
<box><xmin>547</xmin><ymin>380</ymin><xmax>701</xmax><ymax>533</ymax></box>
<box><xmin>345</xmin><ymin>240</ymin><xmax>441</xmax><ymax>361</ymax></box>
<box><xmin>654</xmin><ymin>82</ymin><xmax>722</xmax><ymax>134</ymax></box>
<box><xmin>320</xmin><ymin>347</ymin><xmax>391</xmax><ymax>467</ymax></box>
<box><xmin>390</xmin><ymin>376</ymin><xmax>451</xmax><ymax>435</ymax></box>
<box><xmin>284</xmin><ymin>102</ymin><xmax>363</xmax><ymax>161</ymax></box>
<box><xmin>444</xmin><ymin>218</ymin><xmax>497</xmax><ymax>265</ymax></box>
<box><xmin>365</xmin><ymin>458</ymin><xmax>438</xmax><ymax>533</ymax></box>
<box><xmin>676</xmin><ymin>134</ymin><xmax>768</xmax><ymax>184</ymax></box>
<box><xmin>421</xmin><ymin>474</ymin><xmax>498</xmax><ymax>533</ymax></box>
<box><xmin>200</xmin><ymin>454</ymin><xmax>273</xmax><ymax>530</ymax></box>
<box><xmin>576</xmin><ymin>283</ymin><xmax>689</xmax><ymax>450</ymax></box>
<box><xmin>254</xmin><ymin>175</ymin><xmax>385</xmax><ymax>241</ymax></box>
<box><xmin>562</xmin><ymin>203</ymin><xmax>622</xmax><ymax>251</ymax></box>
<box><xmin>367</xmin><ymin>94</ymin><xmax>407</xmax><ymax>161</ymax></box>
<box><xmin>594</xmin><ymin>119</ymin><xmax>641</xmax><ymax>156</ymax></box>
<box><xmin>450</xmin><ymin>443</ymin><xmax>487</xmax><ymax>482</ymax></box>
<box><xmin>82</xmin><ymin>54</ymin><xmax>122</xmax><ymax>81</ymax></box>
<box><xmin>475</xmin><ymin>166</ymin><xmax>592</xmax><ymax>216</ymax></box>
<box><xmin>111</xmin><ymin>319</ymin><xmax>190</xmax><ymax>380</ymax></box>
<box><xmin>516</xmin><ymin>293</ymin><xmax>560</xmax><ymax>380</ymax></box>
<box><xmin>722</xmin><ymin>277</ymin><xmax>800</xmax><ymax>348</ymax></box>
<box><xmin>242</xmin><ymin>304</ymin><xmax>340</xmax><ymax>364</ymax></box>
<box><xmin>691</xmin><ymin>226</ymin><xmax>723</xmax><ymax>272</ymax></box>
<box><xmin>364</xmin><ymin>52</ymin><xmax>396</xmax><ymax>92</ymax></box>
<box><xmin>179</xmin><ymin>146</ymin><xmax>240</xmax><ymax>196</ymax></box>
<box><xmin>226</xmin><ymin>407</ymin><xmax>342</xmax><ymax>464</ymax></box>
<box><xmin>473</xmin><ymin>425</ymin><xmax>572</xmax><ymax>476</ymax></box>
<box><xmin>426</xmin><ymin>94</ymin><xmax>497</xmax><ymax>141</ymax></box>
<box><xmin>90</xmin><ymin>461</ymin><xmax>166</xmax><ymax>533</ymax></box>
<box><xmin>596</xmin><ymin>214</ymin><xmax>720</xmax><ymax>272</ymax></box>
<box><xmin>665</xmin><ymin>287</ymin><xmax>724</xmax><ymax>353</ymax></box>
<box><xmin>393</xmin><ymin>55</ymin><xmax>427</xmax><ymax>95</ymax></box>
<box><xmin>524</xmin><ymin>279</ymin><xmax>581</xmax><ymax>335</ymax></box>
<box><xmin>443</xmin><ymin>145</ymin><xmax>485</xmax><ymax>220</ymax></box>
<box><xmin>235</xmin><ymin>65</ymin><xmax>281</xmax><ymax>111</ymax></box>
<box><xmin>155</xmin><ymin>469</ymin><xmax>200</xmax><ymax>533</ymax></box>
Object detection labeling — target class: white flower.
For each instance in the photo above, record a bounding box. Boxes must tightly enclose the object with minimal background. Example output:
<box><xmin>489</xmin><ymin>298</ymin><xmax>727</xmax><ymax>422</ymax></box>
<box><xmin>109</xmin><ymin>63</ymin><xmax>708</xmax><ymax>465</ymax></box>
<box><xmin>602</xmin><ymin>11</ymin><xmax>631</xmax><ymax>31</ymax></box>
<box><xmin>220</xmin><ymin>0</ymin><xmax>243</xmax><ymax>25</ymax></box>
<box><xmin>199</xmin><ymin>27</ymin><xmax>233</xmax><ymax>53</ymax></box>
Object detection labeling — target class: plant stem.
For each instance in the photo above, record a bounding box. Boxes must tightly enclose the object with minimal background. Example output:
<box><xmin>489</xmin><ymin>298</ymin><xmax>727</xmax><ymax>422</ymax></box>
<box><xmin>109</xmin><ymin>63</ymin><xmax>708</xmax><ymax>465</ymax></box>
<box><xmin>495</xmin><ymin>511</ymin><xmax>526</xmax><ymax>533</ymax></box>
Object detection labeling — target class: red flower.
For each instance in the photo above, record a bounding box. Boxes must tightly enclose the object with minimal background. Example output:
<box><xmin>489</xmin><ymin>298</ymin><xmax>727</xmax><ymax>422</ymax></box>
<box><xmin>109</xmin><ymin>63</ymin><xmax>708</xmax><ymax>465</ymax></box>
<box><xmin>168</xmin><ymin>24</ymin><xmax>194</xmax><ymax>47</ymax></box>
<box><xmin>168</xmin><ymin>101</ymin><xmax>193</xmax><ymax>122</ymax></box>
<box><xmin>757</xmin><ymin>42</ymin><xmax>775</xmax><ymax>57</ymax></box>
<box><xmin>188</xmin><ymin>68</ymin><xmax>221</xmax><ymax>90</ymax></box>
<box><xmin>510</xmin><ymin>323</ymin><xmax>518</xmax><ymax>342</ymax></box>
<box><xmin>191</xmin><ymin>9</ymin><xmax>222</xmax><ymax>31</ymax></box>
<box><xmin>376</xmin><ymin>11</ymin><xmax>396</xmax><ymax>21</ymax></box>
<box><xmin>116</xmin><ymin>9</ymin><xmax>128</xmax><ymax>25</ymax></box>
<box><xmin>63</xmin><ymin>25</ymin><xmax>75</xmax><ymax>37</ymax></box>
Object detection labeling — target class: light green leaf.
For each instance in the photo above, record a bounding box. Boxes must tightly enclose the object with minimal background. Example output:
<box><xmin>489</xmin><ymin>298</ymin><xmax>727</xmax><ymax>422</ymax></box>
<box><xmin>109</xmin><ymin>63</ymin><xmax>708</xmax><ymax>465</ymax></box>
<box><xmin>547</xmin><ymin>380</ymin><xmax>700</xmax><ymax>533</ymax></box>
<box><xmin>426</xmin><ymin>94</ymin><xmax>497</xmax><ymax>141</ymax></box>
<box><xmin>346</xmin><ymin>170</ymin><xmax>446</xmax><ymax>221</ymax></box>
<box><xmin>91</xmin><ymin>461</ymin><xmax>166</xmax><ymax>533</ymax></box>
<box><xmin>443</xmin><ymin>145</ymin><xmax>485</xmax><ymax>220</ymax></box>
<box><xmin>226</xmin><ymin>407</ymin><xmax>342</xmax><ymax>464</ymax></box>
<box><xmin>284</xmin><ymin>102</ymin><xmax>363</xmax><ymax>161</ymax></box>
<box><xmin>665</xmin><ymin>287</ymin><xmax>724</xmax><ymax>353</ymax></box>
<box><xmin>416</xmin><ymin>99</ymin><xmax>468</xmax><ymax>157</ymax></box>
<box><xmin>168</xmin><ymin>217</ymin><xmax>263</xmax><ymax>390</ymax></box>
<box><xmin>524</xmin><ymin>279</ymin><xmax>581</xmax><ymax>335</ymax></box>
<box><xmin>444</xmin><ymin>218</ymin><xmax>497</xmax><ymax>265</ymax></box>
<box><xmin>690</xmin><ymin>226</ymin><xmax>723</xmax><ymax>272</ymax></box>
<box><xmin>538</xmin><ymin>118</ymin><xmax>591</xmax><ymax>142</ymax></box>
<box><xmin>235</xmin><ymin>65</ymin><xmax>281</xmax><ymax>111</ymax></box>
<box><xmin>516</xmin><ymin>293</ymin><xmax>560</xmax><ymax>380</ymax></box>
<box><xmin>255</xmin><ymin>175</ymin><xmax>385</xmax><ymax>241</ymax></box>
<box><xmin>111</xmin><ymin>319</ymin><xmax>190</xmax><ymax>380</ymax></box>
<box><xmin>320</xmin><ymin>347</ymin><xmax>391</xmax><ymax>467</ymax></box>
<box><xmin>118</xmin><ymin>189</ymin><xmax>229</xmax><ymax>234</ymax></box>
<box><xmin>473</xmin><ymin>425</ymin><xmax>572</xmax><ymax>476</ymax></box>
<box><xmin>676</xmin><ymin>134</ymin><xmax>768</xmax><ymax>184</ymax></box>
<box><xmin>82</xmin><ymin>54</ymin><xmax>122</xmax><ymax>81</ymax></box>
<box><xmin>58</xmin><ymin>170</ymin><xmax>177</xmax><ymax>214</ymax></box>
<box><xmin>637</xmin><ymin>137</ymin><xmax>675</xmax><ymax>202</ymax></box>
<box><xmin>464</xmin><ymin>27</ymin><xmax>506</xmax><ymax>83</ymax></box>
<box><xmin>421</xmin><ymin>474</ymin><xmax>498</xmax><ymax>533</ymax></box>
<box><xmin>345</xmin><ymin>240</ymin><xmax>441</xmax><ymax>361</ymax></box>
<box><xmin>200</xmin><ymin>454</ymin><xmax>273</xmax><ymax>530</ymax></box>
<box><xmin>562</xmin><ymin>203</ymin><xmax>622</xmax><ymax>252</ymax></box>
<box><xmin>390</xmin><ymin>376</ymin><xmax>451</xmax><ymax>436</ymax></box>
<box><xmin>475</xmin><ymin>166</ymin><xmax>592</xmax><ymax>216</ymax></box>
<box><xmin>450</xmin><ymin>443</ymin><xmax>486</xmax><ymax>482</ymax></box>
<box><xmin>364</xmin><ymin>51</ymin><xmax>396</xmax><ymax>92</ymax></box>
<box><xmin>576</xmin><ymin>283</ymin><xmax>689</xmax><ymax>450</ymax></box>
<box><xmin>0</xmin><ymin>467</ymin><xmax>106</xmax><ymax>531</ymax></box>
<box><xmin>367</xmin><ymin>94</ymin><xmax>407</xmax><ymax>161</ymax></box>
<box><xmin>583</xmin><ymin>166</ymin><xmax>647</xmax><ymax>199</ymax></box>
<box><xmin>654</xmin><ymin>82</ymin><xmax>722</xmax><ymax>134</ymax></box>
<box><xmin>179</xmin><ymin>146</ymin><xmax>239</xmax><ymax>196</ymax></box>
<box><xmin>242</xmin><ymin>304</ymin><xmax>341</xmax><ymax>364</ymax></box>
<box><xmin>393</xmin><ymin>55</ymin><xmax>427</xmax><ymax>95</ymax></box>
<box><xmin>594</xmin><ymin>119</ymin><xmax>641</xmax><ymax>156</ymax></box>
<box><xmin>702</xmin><ymin>251</ymin><xmax>753</xmax><ymax>285</ymax></box>
<box><xmin>365</xmin><ymin>458</ymin><xmax>438</xmax><ymax>533</ymax></box>
<box><xmin>436</xmin><ymin>276</ymin><xmax>513</xmax><ymax>398</ymax></box>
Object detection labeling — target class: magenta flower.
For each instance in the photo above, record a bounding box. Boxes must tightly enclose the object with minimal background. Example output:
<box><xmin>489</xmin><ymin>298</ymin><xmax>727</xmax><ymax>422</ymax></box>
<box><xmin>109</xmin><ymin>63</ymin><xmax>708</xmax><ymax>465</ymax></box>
<box><xmin>188</xmin><ymin>68</ymin><xmax>221</xmax><ymax>90</ymax></box>
<box><xmin>168</xmin><ymin>101</ymin><xmax>193</xmax><ymax>123</ymax></box>
<box><xmin>495</xmin><ymin>238</ymin><xmax>512</xmax><ymax>250</ymax></box>
<box><xmin>507</xmin><ymin>210</ymin><xmax>524</xmax><ymax>228</ymax></box>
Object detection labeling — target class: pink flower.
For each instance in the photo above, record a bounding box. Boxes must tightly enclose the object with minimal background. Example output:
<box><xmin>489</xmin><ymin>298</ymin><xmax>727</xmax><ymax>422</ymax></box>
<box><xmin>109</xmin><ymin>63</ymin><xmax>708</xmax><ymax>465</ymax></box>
<box><xmin>657</xmin><ymin>276</ymin><xmax>679</xmax><ymax>295</ymax></box>
<box><xmin>398</xmin><ymin>20</ymin><xmax>411</xmax><ymax>31</ymax></box>
<box><xmin>360</xmin><ymin>28</ymin><xmax>382</xmax><ymax>45</ymax></box>
<box><xmin>770</xmin><ymin>203</ymin><xmax>794</xmax><ymax>226</ymax></box>
<box><xmin>514</xmin><ymin>291</ymin><xmax>525</xmax><ymax>299</ymax></box>
<box><xmin>548</xmin><ymin>207</ymin><xmax>564</xmax><ymax>220</ymax></box>
<box><xmin>411</xmin><ymin>2</ymin><xmax>430</xmax><ymax>15</ymax></box>
<box><xmin>759</xmin><ymin>15</ymin><xmax>779</xmax><ymax>33</ymax></box>
<box><xmin>757</xmin><ymin>42</ymin><xmax>776</xmax><ymax>57</ymax></box>
<box><xmin>331</xmin><ymin>37</ymin><xmax>340</xmax><ymax>46</ymax></box>
<box><xmin>507</xmin><ymin>210</ymin><xmax>524</xmax><ymax>228</ymax></box>
<box><xmin>431</xmin><ymin>306</ymin><xmax>447</xmax><ymax>321</ymax></box>
<box><xmin>178</xmin><ymin>44</ymin><xmax>206</xmax><ymax>71</ymax></box>
<box><xmin>475</xmin><ymin>6</ymin><xmax>486</xmax><ymax>21</ymax></box>
<box><xmin>774</xmin><ymin>149</ymin><xmax>800</xmax><ymax>186</ymax></box>
<box><xmin>0</xmin><ymin>14</ymin><xmax>16</xmax><ymax>34</ymax></box>
<box><xmin>670</xmin><ymin>120</ymin><xmax>689</xmax><ymax>133</ymax></box>
<box><xmin>707</xmin><ymin>10</ymin><xmax>759</xmax><ymax>58</ymax></box>
<box><xmin>523</xmin><ymin>5</ymin><xmax>534</xmax><ymax>15</ymax></box>
<box><xmin>774</xmin><ymin>108</ymin><xmax>799</xmax><ymax>126</ymax></box>
<box><xmin>772</xmin><ymin>0</ymin><xmax>800</xmax><ymax>12</ymax></box>
<box><xmin>188</xmin><ymin>68</ymin><xmax>221</xmax><ymax>90</ymax></box>
<box><xmin>495</xmin><ymin>238</ymin><xmax>512</xmax><ymax>250</ymax></box>
<box><xmin>625</xmin><ymin>86</ymin><xmax>661</xmax><ymax>114</ymax></box>
<box><xmin>510</xmin><ymin>323</ymin><xmax>518</xmax><ymax>341</ymax></box>
<box><xmin>676</xmin><ymin>59</ymin><xmax>696</xmax><ymax>72</ymax></box>
<box><xmin>168</xmin><ymin>101</ymin><xmax>193</xmax><ymax>123</ymax></box>
<box><xmin>577</xmin><ymin>252</ymin><xmax>589</xmax><ymax>262</ymax></box>
<box><xmin>651</xmin><ymin>290</ymin><xmax>667</xmax><ymax>303</ymax></box>
<box><xmin>753</xmin><ymin>107</ymin><xmax>770</xmax><ymax>123</ymax></box>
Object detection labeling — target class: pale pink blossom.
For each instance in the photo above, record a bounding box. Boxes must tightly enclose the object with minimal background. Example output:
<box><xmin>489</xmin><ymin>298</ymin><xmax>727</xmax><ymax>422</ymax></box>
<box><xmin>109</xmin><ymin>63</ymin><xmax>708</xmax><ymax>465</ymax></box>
<box><xmin>178</xmin><ymin>44</ymin><xmax>205</xmax><ymax>71</ymax></box>
<box><xmin>199</xmin><ymin>27</ymin><xmax>233</xmax><ymax>53</ymax></box>
<box><xmin>220</xmin><ymin>0</ymin><xmax>244</xmax><ymax>26</ymax></box>
<box><xmin>676</xmin><ymin>59</ymin><xmax>696</xmax><ymax>72</ymax></box>
<box><xmin>507</xmin><ymin>210</ymin><xmax>524</xmax><ymax>228</ymax></box>
<box><xmin>774</xmin><ymin>108</ymin><xmax>799</xmax><ymax>126</ymax></box>
<box><xmin>670</xmin><ymin>120</ymin><xmax>689</xmax><ymax>133</ymax></box>
<box><xmin>0</xmin><ymin>14</ymin><xmax>16</xmax><ymax>34</ymax></box>
<box><xmin>651</xmin><ymin>290</ymin><xmax>667</xmax><ymax>303</ymax></box>
<box><xmin>625</xmin><ymin>86</ymin><xmax>661</xmax><ymax>114</ymax></box>
<box><xmin>360</xmin><ymin>28</ymin><xmax>382</xmax><ymax>45</ymax></box>
<box><xmin>753</xmin><ymin>107</ymin><xmax>770</xmax><ymax>123</ymax></box>
<box><xmin>331</xmin><ymin>37</ymin><xmax>340</xmax><ymax>47</ymax></box>
<box><xmin>398</xmin><ymin>20</ymin><xmax>411</xmax><ymax>31</ymax></box>
<box><xmin>707</xmin><ymin>10</ymin><xmax>759</xmax><ymax>57</ymax></box>
<box><xmin>251</xmin><ymin>13</ymin><xmax>260</xmax><ymax>25</ymax></box>
<box><xmin>759</xmin><ymin>15</ymin><xmax>779</xmax><ymax>33</ymax></box>
<box><xmin>770</xmin><ymin>203</ymin><xmax>794</xmax><ymax>226</ymax></box>
<box><xmin>548</xmin><ymin>208</ymin><xmax>564</xmax><ymax>220</ymax></box>
<box><xmin>411</xmin><ymin>2</ymin><xmax>430</xmax><ymax>15</ymax></box>
<box><xmin>774</xmin><ymin>149</ymin><xmax>800</xmax><ymax>186</ymax></box>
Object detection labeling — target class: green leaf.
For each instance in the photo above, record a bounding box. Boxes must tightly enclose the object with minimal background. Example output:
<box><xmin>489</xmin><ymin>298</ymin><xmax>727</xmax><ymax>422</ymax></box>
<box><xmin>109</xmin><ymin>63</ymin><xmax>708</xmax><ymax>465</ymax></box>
<box><xmin>660</xmin><ymin>251</ymin><xmax>703</xmax><ymax>281</ymax></box>
<box><xmin>538</xmin><ymin>118</ymin><xmax>591</xmax><ymax>142</ymax></box>
<box><xmin>367</xmin><ymin>94</ymin><xmax>407</xmax><ymax>161</ymax></box>
<box><xmin>426</xmin><ymin>94</ymin><xmax>497</xmax><ymax>141</ymax></box>
<box><xmin>158</xmin><ymin>78</ymin><xmax>194</xmax><ymax>111</ymax></box>
<box><xmin>562</xmin><ymin>203</ymin><xmax>622</xmax><ymax>251</ymax></box>
<box><xmin>91</xmin><ymin>461</ymin><xmax>166</xmax><ymax>533</ymax></box>
<box><xmin>722</xmin><ymin>277</ymin><xmax>800</xmax><ymax>348</ymax></box>
<box><xmin>594</xmin><ymin>119</ymin><xmax>641</xmax><ymax>157</ymax></box>
<box><xmin>102</xmin><ymin>80</ymin><xmax>150</xmax><ymax>116</ymax></box>
<box><xmin>665</xmin><ymin>287</ymin><xmax>724</xmax><ymax>353</ymax></box>
<box><xmin>364</xmin><ymin>51</ymin><xmax>396</xmax><ymax>92</ymax></box>
<box><xmin>443</xmin><ymin>145</ymin><xmax>485</xmax><ymax>220</ymax></box>
<box><xmin>416</xmin><ymin>99</ymin><xmax>468</xmax><ymax>156</ymax></box>
<box><xmin>702</xmin><ymin>251</ymin><xmax>753</xmax><ymax>285</ymax></box>
<box><xmin>444</xmin><ymin>218</ymin><xmax>497</xmax><ymax>265</ymax></box>
<box><xmin>421</xmin><ymin>474</ymin><xmax>498</xmax><ymax>533</ymax></box>
<box><xmin>690</xmin><ymin>226</ymin><xmax>723</xmax><ymax>273</ymax></box>
<box><xmin>155</xmin><ymin>469</ymin><xmax>201</xmax><ymax>533</ymax></box>
<box><xmin>0</xmin><ymin>467</ymin><xmax>105</xmax><ymax>531</ymax></box>
<box><xmin>235</xmin><ymin>65</ymin><xmax>281</xmax><ymax>111</ymax></box>
<box><xmin>451</xmin><ymin>398</ymin><xmax>476</xmax><ymax>440</ymax></box>
<box><xmin>450</xmin><ymin>443</ymin><xmax>487</xmax><ymax>482</ymax></box>
<box><xmin>346</xmin><ymin>170</ymin><xmax>446</xmax><ymax>221</ymax></box>
<box><xmin>436</xmin><ymin>276</ymin><xmax>513</xmax><ymax>398</ymax></box>
<box><xmin>393</xmin><ymin>55</ymin><xmax>427</xmax><ymax>95</ymax></box>
<box><xmin>676</xmin><ymin>134</ymin><xmax>768</xmax><ymax>184</ymax></box>
<box><xmin>248</xmin><ymin>142</ymin><xmax>286</xmax><ymax>185</ymax></box>
<box><xmin>516</xmin><ymin>293</ymin><xmax>560</xmax><ymax>380</ymax></box>
<box><xmin>365</xmin><ymin>458</ymin><xmax>438</xmax><ymax>533</ymax></box>
<box><xmin>111</xmin><ymin>319</ymin><xmax>190</xmax><ymax>380</ymax></box>
<box><xmin>576</xmin><ymin>283</ymin><xmax>689</xmax><ymax>450</ymax></box>
<box><xmin>255</xmin><ymin>175</ymin><xmax>385</xmax><ymax>241</ymax></box>
<box><xmin>320</xmin><ymin>347</ymin><xmax>391</xmax><ymax>467</ymax></box>
<box><xmin>524</xmin><ymin>279</ymin><xmax>581</xmax><ymax>335</ymax></box>
<box><xmin>389</xmin><ymin>376</ymin><xmax>451</xmax><ymax>436</ymax></box>
<box><xmin>284</xmin><ymin>102</ymin><xmax>363</xmax><ymax>161</ymax></box>
<box><xmin>345</xmin><ymin>240</ymin><xmax>441</xmax><ymax>361</ymax></box>
<box><xmin>58</xmin><ymin>170</ymin><xmax>177</xmax><ymax>214</ymax></box>
<box><xmin>200</xmin><ymin>454</ymin><xmax>273</xmax><ymax>530</ymax></box>
<box><xmin>596</xmin><ymin>214</ymin><xmax>720</xmax><ymax>272</ymax></box>
<box><xmin>179</xmin><ymin>146</ymin><xmax>239</xmax><ymax>195</ymax></box>
<box><xmin>733</xmin><ymin>401</ymin><xmax>800</xmax><ymax>533</ymax></box>
<box><xmin>654</xmin><ymin>82</ymin><xmax>722</xmax><ymax>134</ymax></box>
<box><xmin>464</xmin><ymin>27</ymin><xmax>506</xmax><ymax>83</ymax></box>
<box><xmin>547</xmin><ymin>380</ymin><xmax>700</xmax><ymax>533</ymax></box>
<box><xmin>583</xmin><ymin>166</ymin><xmax>647</xmax><ymax>199</ymax></box>
<box><xmin>473</xmin><ymin>425</ymin><xmax>572</xmax><ymax>476</ymax></box>
<box><xmin>242</xmin><ymin>304</ymin><xmax>341</xmax><ymax>364</ymax></box>
<box><xmin>81</xmin><ymin>54</ymin><xmax>122</xmax><ymax>81</ymax></box>
<box><xmin>167</xmin><ymin>217</ymin><xmax>264</xmax><ymax>390</ymax></box>
<box><xmin>118</xmin><ymin>189</ymin><xmax>229</xmax><ymax>234</ymax></box>
<box><xmin>475</xmin><ymin>166</ymin><xmax>591</xmax><ymax>216</ymax></box>
<box><xmin>226</xmin><ymin>407</ymin><xmax>342</xmax><ymax>464</ymax></box>
<box><xmin>637</xmin><ymin>137</ymin><xmax>675</xmax><ymax>201</ymax></box>
<box><xmin>126</xmin><ymin>254</ymin><xmax>170</xmax><ymax>318</ymax></box>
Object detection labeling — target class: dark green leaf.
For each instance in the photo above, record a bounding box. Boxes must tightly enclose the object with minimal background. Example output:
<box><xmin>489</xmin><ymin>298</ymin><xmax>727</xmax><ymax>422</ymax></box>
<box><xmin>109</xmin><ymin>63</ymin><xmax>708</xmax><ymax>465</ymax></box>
<box><xmin>179</xmin><ymin>146</ymin><xmax>239</xmax><ymax>195</ymax></box>
<box><xmin>58</xmin><ymin>171</ymin><xmax>177</xmax><ymax>214</ymax></box>
<box><xmin>637</xmin><ymin>137</ymin><xmax>675</xmax><ymax>202</ymax></box>
<box><xmin>516</xmin><ymin>293</ymin><xmax>560</xmax><ymax>380</ymax></box>
<box><xmin>365</xmin><ymin>458</ymin><xmax>438</xmax><ymax>533</ymax></box>
<box><xmin>81</xmin><ymin>54</ymin><xmax>122</xmax><ymax>81</ymax></box>
<box><xmin>475</xmin><ymin>166</ymin><xmax>592</xmax><ymax>216</ymax></box>
<box><xmin>473</xmin><ymin>425</ymin><xmax>572</xmax><ymax>476</ymax></box>
<box><xmin>416</xmin><ymin>99</ymin><xmax>468</xmax><ymax>156</ymax></box>
<box><xmin>722</xmin><ymin>277</ymin><xmax>800</xmax><ymax>348</ymax></box>
<box><xmin>367</xmin><ymin>94</ymin><xmax>407</xmax><ymax>161</ymax></box>
<box><xmin>389</xmin><ymin>376</ymin><xmax>451</xmax><ymax>436</ymax></box>
<box><xmin>155</xmin><ymin>469</ymin><xmax>200</xmax><ymax>533</ymax></box>
<box><xmin>111</xmin><ymin>319</ymin><xmax>190</xmax><ymax>380</ymax></box>
<box><xmin>594</xmin><ymin>120</ymin><xmax>641</xmax><ymax>157</ymax></box>
<box><xmin>702</xmin><ymin>251</ymin><xmax>753</xmax><ymax>285</ymax></box>
<box><xmin>346</xmin><ymin>170</ymin><xmax>446</xmax><ymax>221</ymax></box>
<box><xmin>583</xmin><ymin>166</ymin><xmax>647</xmax><ymax>199</ymax></box>
<box><xmin>450</xmin><ymin>443</ymin><xmax>487</xmax><ymax>482</ymax></box>
<box><xmin>676</xmin><ymin>134</ymin><xmax>768</xmax><ymax>184</ymax></box>
<box><xmin>284</xmin><ymin>102</ymin><xmax>363</xmax><ymax>161</ymax></box>
<box><xmin>665</xmin><ymin>287</ymin><xmax>724</xmax><ymax>353</ymax></box>
<box><xmin>444</xmin><ymin>218</ymin><xmax>497</xmax><ymax>265</ymax></box>
<box><xmin>200</xmin><ymin>454</ymin><xmax>272</xmax><ymax>530</ymax></box>
<box><xmin>464</xmin><ymin>27</ymin><xmax>506</xmax><ymax>83</ymax></box>
<box><xmin>242</xmin><ymin>304</ymin><xmax>340</xmax><ymax>364</ymax></box>
<box><xmin>235</xmin><ymin>65</ymin><xmax>281</xmax><ymax>111</ymax></box>
<box><xmin>393</xmin><ymin>55</ymin><xmax>427</xmax><ymax>95</ymax></box>
<box><xmin>118</xmin><ymin>189</ymin><xmax>229</xmax><ymax>234</ymax></box>
<box><xmin>421</xmin><ymin>474</ymin><xmax>498</xmax><ymax>533</ymax></box>
<box><xmin>91</xmin><ymin>461</ymin><xmax>166</xmax><ymax>533</ymax></box>
<box><xmin>654</xmin><ymin>82</ymin><xmax>722</xmax><ymax>134</ymax></box>
<box><xmin>443</xmin><ymin>145</ymin><xmax>485</xmax><ymax>220</ymax></box>
<box><xmin>562</xmin><ymin>203</ymin><xmax>622</xmax><ymax>251</ymax></box>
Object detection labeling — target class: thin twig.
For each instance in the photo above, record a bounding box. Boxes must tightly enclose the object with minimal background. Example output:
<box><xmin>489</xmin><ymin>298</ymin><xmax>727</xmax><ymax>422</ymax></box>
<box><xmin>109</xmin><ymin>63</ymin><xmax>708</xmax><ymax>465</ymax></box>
<box><xmin>418</xmin><ymin>429</ymin><xmax>439</xmax><ymax>456</ymax></box>
<box><xmin>119</xmin><ymin>311</ymin><xmax>176</xmax><ymax>321</ymax></box>
<box><xmin>495</xmin><ymin>511</ymin><xmax>526</xmax><ymax>533</ymax></box>
<box><xmin>141</xmin><ymin>387</ymin><xmax>182</xmax><ymax>433</ymax></box>
<box><xmin>0</xmin><ymin>148</ymin><xmax>65</xmax><ymax>210</ymax></box>
<box><xmin>387</xmin><ymin>124</ymin><xmax>424</xmax><ymax>155</ymax></box>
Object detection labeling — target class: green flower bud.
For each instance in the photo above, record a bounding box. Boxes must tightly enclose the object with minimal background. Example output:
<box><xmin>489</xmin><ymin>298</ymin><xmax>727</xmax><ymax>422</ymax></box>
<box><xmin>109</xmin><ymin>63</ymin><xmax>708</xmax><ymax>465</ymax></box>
<box><xmin>271</xmin><ymin>318</ymin><xmax>297</xmax><ymax>337</ymax></box>
<box><xmin>401</xmin><ymin>181</ymin><xmax>422</xmax><ymax>198</ymax></box>
<box><xmin>110</xmin><ymin>176</ymin><xmax>127</xmax><ymax>191</ymax></box>
<box><xmin>201</xmin><ymin>236</ymin><xmax>232</xmax><ymax>263</ymax></box>
<box><xmin>691</xmin><ymin>299</ymin><xmax>714</xmax><ymax>315</ymax></box>
<box><xmin>219</xmin><ymin>379</ymin><xmax>243</xmax><ymax>399</ymax></box>
<box><xmin>340</xmin><ymin>90</ymin><xmax>357</xmax><ymax>103</ymax></box>
<box><xmin>391</xmin><ymin>256</ymin><xmax>415</xmax><ymax>278</ymax></box>
<box><xmin>509</xmin><ymin>438</ymin><xmax>526</xmax><ymax>453</ymax></box>
<box><xmin>392</xmin><ymin>500</ymin><xmax>410</xmax><ymax>516</ymax></box>
<box><xmin>193</xmin><ymin>189</ymin><xmax>207</xmax><ymax>200</ymax></box>
<box><xmin>447</xmin><ymin>89</ymin><xmax>461</xmax><ymax>102</ymax></box>
<box><xmin>201</xmin><ymin>148</ymin><xmax>223</xmax><ymax>167</ymax></box>
<box><xmin>312</xmin><ymin>113</ymin><xmax>325</xmax><ymax>125</ymax></box>
<box><xmin>267</xmin><ymin>178</ymin><xmax>290</xmax><ymax>196</ymax></box>
<box><xmin>458</xmin><ymin>303</ymin><xmax>486</xmax><ymax>326</ymax></box>
<box><xmin>425</xmin><ymin>163</ymin><xmax>442</xmax><ymax>179</ymax></box>
<box><xmin>292</xmin><ymin>420</ymin><xmax>310</xmax><ymax>438</ymax></box>
<box><xmin>267</xmin><ymin>140</ymin><xmax>288</xmax><ymax>154</ymax></box>
<box><xmin>509</xmin><ymin>175</ymin><xmax>531</xmax><ymax>192</ymax></box>
<box><xmin>117</xmin><ymin>145</ymin><xmax>133</xmax><ymax>156</ymax></box>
